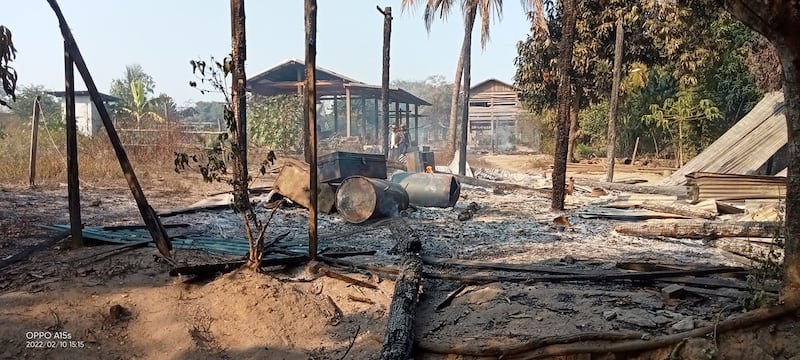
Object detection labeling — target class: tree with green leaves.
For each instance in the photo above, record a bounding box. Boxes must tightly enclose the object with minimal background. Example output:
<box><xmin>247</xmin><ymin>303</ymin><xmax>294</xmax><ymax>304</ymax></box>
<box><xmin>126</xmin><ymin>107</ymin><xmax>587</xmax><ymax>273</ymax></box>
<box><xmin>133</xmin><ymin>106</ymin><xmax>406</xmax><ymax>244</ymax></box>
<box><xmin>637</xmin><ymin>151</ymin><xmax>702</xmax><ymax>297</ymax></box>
<box><xmin>9</xmin><ymin>85</ymin><xmax>62</xmax><ymax>128</ymax></box>
<box><xmin>109</xmin><ymin>64</ymin><xmax>155</xmax><ymax>106</ymax></box>
<box><xmin>642</xmin><ymin>90</ymin><xmax>722</xmax><ymax>166</ymax></box>
<box><xmin>248</xmin><ymin>94</ymin><xmax>303</xmax><ymax>151</ymax></box>
<box><xmin>119</xmin><ymin>78</ymin><xmax>165</xmax><ymax>128</ymax></box>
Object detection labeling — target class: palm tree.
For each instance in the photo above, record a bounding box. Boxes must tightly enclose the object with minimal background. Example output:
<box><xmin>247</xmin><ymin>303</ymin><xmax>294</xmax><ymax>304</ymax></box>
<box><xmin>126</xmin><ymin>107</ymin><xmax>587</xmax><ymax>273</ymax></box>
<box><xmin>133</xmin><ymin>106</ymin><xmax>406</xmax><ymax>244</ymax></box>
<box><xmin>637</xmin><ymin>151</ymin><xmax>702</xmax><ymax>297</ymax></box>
<box><xmin>401</xmin><ymin>0</ymin><xmax>546</xmax><ymax>171</ymax></box>
<box><xmin>120</xmin><ymin>78</ymin><xmax>164</xmax><ymax>128</ymax></box>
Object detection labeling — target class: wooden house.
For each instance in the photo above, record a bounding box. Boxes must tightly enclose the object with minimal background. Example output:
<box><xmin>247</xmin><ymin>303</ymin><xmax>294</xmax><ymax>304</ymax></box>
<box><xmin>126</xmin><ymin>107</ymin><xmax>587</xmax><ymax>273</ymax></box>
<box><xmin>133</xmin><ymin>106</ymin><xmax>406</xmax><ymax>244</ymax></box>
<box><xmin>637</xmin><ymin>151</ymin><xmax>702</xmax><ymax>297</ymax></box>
<box><xmin>467</xmin><ymin>79</ymin><xmax>521</xmax><ymax>152</ymax></box>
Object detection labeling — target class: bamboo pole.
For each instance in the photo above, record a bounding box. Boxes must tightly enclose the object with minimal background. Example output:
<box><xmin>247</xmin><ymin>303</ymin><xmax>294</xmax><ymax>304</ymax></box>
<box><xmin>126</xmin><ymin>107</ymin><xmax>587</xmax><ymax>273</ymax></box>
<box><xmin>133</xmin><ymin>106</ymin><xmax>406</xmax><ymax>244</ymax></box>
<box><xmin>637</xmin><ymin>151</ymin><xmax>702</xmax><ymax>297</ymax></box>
<box><xmin>46</xmin><ymin>0</ymin><xmax>171</xmax><ymax>257</ymax></box>
<box><xmin>305</xmin><ymin>0</ymin><xmax>319</xmax><ymax>260</ymax></box>
<box><xmin>28</xmin><ymin>96</ymin><xmax>41</xmax><ymax>187</ymax></box>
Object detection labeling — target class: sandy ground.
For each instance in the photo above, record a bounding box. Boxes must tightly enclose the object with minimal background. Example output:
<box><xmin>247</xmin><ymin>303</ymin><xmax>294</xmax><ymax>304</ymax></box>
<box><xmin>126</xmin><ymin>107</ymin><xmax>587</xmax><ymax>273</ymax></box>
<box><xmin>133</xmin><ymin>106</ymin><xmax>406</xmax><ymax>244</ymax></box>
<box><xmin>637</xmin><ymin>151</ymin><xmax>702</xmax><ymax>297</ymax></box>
<box><xmin>1</xmin><ymin>154</ymin><xmax>798</xmax><ymax>360</ymax></box>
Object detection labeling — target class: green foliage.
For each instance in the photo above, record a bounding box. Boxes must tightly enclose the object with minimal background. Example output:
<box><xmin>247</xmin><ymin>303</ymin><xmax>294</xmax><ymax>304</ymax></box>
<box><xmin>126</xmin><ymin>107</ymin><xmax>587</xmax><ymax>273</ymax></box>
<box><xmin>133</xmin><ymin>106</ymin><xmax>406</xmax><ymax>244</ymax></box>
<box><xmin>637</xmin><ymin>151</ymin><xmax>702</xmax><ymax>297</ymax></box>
<box><xmin>642</xmin><ymin>89</ymin><xmax>722</xmax><ymax>162</ymax></box>
<box><xmin>248</xmin><ymin>94</ymin><xmax>303</xmax><ymax>151</ymax></box>
<box><xmin>119</xmin><ymin>78</ymin><xmax>166</xmax><ymax>127</ymax></box>
<box><xmin>0</xmin><ymin>25</ymin><xmax>17</xmax><ymax>108</ymax></box>
<box><xmin>697</xmin><ymin>14</ymin><xmax>762</xmax><ymax>135</ymax></box>
<box><xmin>9</xmin><ymin>85</ymin><xmax>63</xmax><ymax>129</ymax></box>
<box><xmin>577</xmin><ymin>101</ymin><xmax>609</xmax><ymax>156</ymax></box>
<box><xmin>109</xmin><ymin>64</ymin><xmax>155</xmax><ymax>107</ymax></box>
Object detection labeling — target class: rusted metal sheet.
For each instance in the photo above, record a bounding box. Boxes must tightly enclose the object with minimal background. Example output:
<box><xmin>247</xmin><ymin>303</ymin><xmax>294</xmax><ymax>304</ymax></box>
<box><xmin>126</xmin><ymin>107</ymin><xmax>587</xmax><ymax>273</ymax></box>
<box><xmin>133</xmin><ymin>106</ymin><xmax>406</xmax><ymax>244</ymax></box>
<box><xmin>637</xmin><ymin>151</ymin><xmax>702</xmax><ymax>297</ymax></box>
<box><xmin>687</xmin><ymin>172</ymin><xmax>786</xmax><ymax>202</ymax></box>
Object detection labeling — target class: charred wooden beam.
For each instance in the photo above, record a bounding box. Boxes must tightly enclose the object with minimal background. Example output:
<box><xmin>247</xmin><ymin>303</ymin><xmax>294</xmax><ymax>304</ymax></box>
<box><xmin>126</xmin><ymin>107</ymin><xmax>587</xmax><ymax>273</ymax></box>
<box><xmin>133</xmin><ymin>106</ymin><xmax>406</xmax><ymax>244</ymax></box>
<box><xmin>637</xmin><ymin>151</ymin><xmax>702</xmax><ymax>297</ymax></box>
<box><xmin>615</xmin><ymin>221</ymin><xmax>784</xmax><ymax>239</ymax></box>
<box><xmin>381</xmin><ymin>217</ymin><xmax>422</xmax><ymax>360</ymax></box>
<box><xmin>46</xmin><ymin>0</ymin><xmax>172</xmax><ymax>257</ymax></box>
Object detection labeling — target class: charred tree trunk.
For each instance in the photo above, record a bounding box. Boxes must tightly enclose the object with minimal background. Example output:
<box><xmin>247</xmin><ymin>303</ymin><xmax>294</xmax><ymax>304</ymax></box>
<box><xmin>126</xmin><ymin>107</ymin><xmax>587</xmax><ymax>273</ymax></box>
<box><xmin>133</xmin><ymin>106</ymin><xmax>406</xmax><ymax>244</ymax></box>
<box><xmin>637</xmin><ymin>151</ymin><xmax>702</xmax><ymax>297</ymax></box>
<box><xmin>551</xmin><ymin>0</ymin><xmax>577</xmax><ymax>210</ymax></box>
<box><xmin>458</xmin><ymin>5</ymin><xmax>477</xmax><ymax>176</ymax></box>
<box><xmin>229</xmin><ymin>0</ymin><xmax>257</xmax><ymax>269</ymax></box>
<box><xmin>724</xmin><ymin>0</ymin><xmax>800</xmax><ymax>304</ymax></box>
<box><xmin>615</xmin><ymin>221</ymin><xmax>784</xmax><ymax>239</ymax></box>
<box><xmin>566</xmin><ymin>86</ymin><xmax>582</xmax><ymax>163</ymax></box>
<box><xmin>605</xmin><ymin>19</ymin><xmax>624</xmax><ymax>183</ymax></box>
<box><xmin>305</xmin><ymin>0</ymin><xmax>319</xmax><ymax>260</ymax></box>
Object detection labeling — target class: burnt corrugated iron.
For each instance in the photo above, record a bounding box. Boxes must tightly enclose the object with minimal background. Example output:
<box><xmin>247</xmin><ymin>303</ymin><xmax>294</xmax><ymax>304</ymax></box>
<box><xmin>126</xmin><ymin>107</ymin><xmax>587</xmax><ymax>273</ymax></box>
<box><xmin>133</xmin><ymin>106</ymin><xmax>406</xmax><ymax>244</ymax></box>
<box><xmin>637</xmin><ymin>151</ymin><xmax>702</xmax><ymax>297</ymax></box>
<box><xmin>687</xmin><ymin>172</ymin><xmax>786</xmax><ymax>202</ymax></box>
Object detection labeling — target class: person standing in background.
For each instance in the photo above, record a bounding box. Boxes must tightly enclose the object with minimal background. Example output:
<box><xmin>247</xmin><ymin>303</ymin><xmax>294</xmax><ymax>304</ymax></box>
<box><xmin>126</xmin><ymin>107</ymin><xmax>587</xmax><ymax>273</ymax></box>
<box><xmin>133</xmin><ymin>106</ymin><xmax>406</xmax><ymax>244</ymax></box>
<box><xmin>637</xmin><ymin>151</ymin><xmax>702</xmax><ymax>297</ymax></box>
<box><xmin>389</xmin><ymin>124</ymin><xmax>399</xmax><ymax>160</ymax></box>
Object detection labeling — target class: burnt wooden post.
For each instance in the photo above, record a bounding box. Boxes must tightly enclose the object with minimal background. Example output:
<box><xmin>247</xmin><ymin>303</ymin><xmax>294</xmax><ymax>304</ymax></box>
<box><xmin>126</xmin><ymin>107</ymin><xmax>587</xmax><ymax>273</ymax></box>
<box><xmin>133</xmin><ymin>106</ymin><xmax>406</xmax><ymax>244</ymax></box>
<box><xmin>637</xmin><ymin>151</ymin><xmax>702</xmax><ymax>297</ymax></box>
<box><xmin>374</xmin><ymin>97</ymin><xmax>380</xmax><ymax>141</ymax></box>
<box><xmin>305</xmin><ymin>0</ymin><xmax>319</xmax><ymax>260</ymax></box>
<box><xmin>345</xmin><ymin>86</ymin><xmax>352</xmax><ymax>137</ymax></box>
<box><xmin>380</xmin><ymin>219</ymin><xmax>423</xmax><ymax>360</ymax></box>
<box><xmin>377</xmin><ymin>6</ymin><xmax>392</xmax><ymax>157</ymax></box>
<box><xmin>230</xmin><ymin>0</ymin><xmax>249</xmax><ymax>213</ymax></box>
<box><xmin>414</xmin><ymin>103</ymin><xmax>419</xmax><ymax>146</ymax></box>
<box><xmin>47</xmin><ymin>0</ymin><xmax>171</xmax><ymax>257</ymax></box>
<box><xmin>333</xmin><ymin>95</ymin><xmax>339</xmax><ymax>134</ymax></box>
<box><xmin>394</xmin><ymin>102</ymin><xmax>400</xmax><ymax>127</ymax></box>
<box><xmin>28</xmin><ymin>96</ymin><xmax>41</xmax><ymax>187</ymax></box>
<box><xmin>360</xmin><ymin>96</ymin><xmax>368</xmax><ymax>139</ymax></box>
<box><xmin>64</xmin><ymin>44</ymin><xmax>83</xmax><ymax>248</ymax></box>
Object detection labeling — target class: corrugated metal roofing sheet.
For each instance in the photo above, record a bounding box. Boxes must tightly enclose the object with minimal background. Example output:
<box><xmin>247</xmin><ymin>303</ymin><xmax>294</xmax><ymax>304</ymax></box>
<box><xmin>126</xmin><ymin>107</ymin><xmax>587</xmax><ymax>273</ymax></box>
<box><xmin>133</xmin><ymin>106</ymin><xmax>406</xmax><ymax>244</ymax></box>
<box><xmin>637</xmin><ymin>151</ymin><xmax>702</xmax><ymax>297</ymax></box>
<box><xmin>661</xmin><ymin>92</ymin><xmax>787</xmax><ymax>186</ymax></box>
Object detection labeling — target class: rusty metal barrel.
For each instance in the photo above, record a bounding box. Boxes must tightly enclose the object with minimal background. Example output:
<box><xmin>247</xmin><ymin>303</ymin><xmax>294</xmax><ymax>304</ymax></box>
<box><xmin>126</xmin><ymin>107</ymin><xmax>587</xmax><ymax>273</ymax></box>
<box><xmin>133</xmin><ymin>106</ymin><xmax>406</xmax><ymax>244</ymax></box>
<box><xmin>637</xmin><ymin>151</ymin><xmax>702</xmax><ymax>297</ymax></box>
<box><xmin>335</xmin><ymin>176</ymin><xmax>409</xmax><ymax>224</ymax></box>
<box><xmin>391</xmin><ymin>172</ymin><xmax>461</xmax><ymax>208</ymax></box>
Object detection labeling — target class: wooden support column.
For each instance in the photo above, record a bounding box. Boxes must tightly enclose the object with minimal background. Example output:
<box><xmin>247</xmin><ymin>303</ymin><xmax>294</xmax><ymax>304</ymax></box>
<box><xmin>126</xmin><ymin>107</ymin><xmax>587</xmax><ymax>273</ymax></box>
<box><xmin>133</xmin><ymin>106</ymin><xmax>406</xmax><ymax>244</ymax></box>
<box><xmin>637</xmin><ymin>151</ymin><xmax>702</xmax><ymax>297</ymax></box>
<box><xmin>305</xmin><ymin>0</ymin><xmax>319</xmax><ymax>260</ymax></box>
<box><xmin>378</xmin><ymin>6</ymin><xmax>392</xmax><ymax>157</ymax></box>
<box><xmin>414</xmin><ymin>104</ymin><xmax>419</xmax><ymax>146</ymax></box>
<box><xmin>47</xmin><ymin>0</ymin><xmax>171</xmax><ymax>257</ymax></box>
<box><xmin>64</xmin><ymin>42</ymin><xmax>83</xmax><ymax>248</ymax></box>
<box><xmin>361</xmin><ymin>96</ymin><xmax>368</xmax><ymax>139</ymax></box>
<box><xmin>345</xmin><ymin>86</ymin><xmax>352</xmax><ymax>137</ymax></box>
<box><xmin>28</xmin><ymin>96</ymin><xmax>41</xmax><ymax>187</ymax></box>
<box><xmin>394</xmin><ymin>101</ymin><xmax>400</xmax><ymax>127</ymax></box>
<box><xmin>374</xmin><ymin>97</ymin><xmax>380</xmax><ymax>141</ymax></box>
<box><xmin>333</xmin><ymin>96</ymin><xmax>339</xmax><ymax>134</ymax></box>
<box><xmin>404</xmin><ymin>103</ymin><xmax>410</xmax><ymax>128</ymax></box>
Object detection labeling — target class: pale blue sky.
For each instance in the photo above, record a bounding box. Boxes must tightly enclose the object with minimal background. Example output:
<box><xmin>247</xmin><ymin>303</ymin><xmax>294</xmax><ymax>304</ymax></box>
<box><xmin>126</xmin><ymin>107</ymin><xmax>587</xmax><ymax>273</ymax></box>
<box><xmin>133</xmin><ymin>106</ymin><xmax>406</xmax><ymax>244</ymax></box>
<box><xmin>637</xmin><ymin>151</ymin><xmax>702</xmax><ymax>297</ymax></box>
<box><xmin>3</xmin><ymin>1</ymin><xmax>532</xmax><ymax>105</ymax></box>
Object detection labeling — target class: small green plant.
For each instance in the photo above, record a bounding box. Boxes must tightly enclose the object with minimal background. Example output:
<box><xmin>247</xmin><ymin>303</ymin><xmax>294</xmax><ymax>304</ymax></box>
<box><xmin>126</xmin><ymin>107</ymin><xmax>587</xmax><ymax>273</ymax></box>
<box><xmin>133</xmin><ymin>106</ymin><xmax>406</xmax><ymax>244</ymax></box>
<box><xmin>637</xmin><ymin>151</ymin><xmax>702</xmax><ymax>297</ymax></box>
<box><xmin>742</xmin><ymin>201</ymin><xmax>784</xmax><ymax>310</ymax></box>
<box><xmin>175</xmin><ymin>56</ymin><xmax>276</xmax><ymax>272</ymax></box>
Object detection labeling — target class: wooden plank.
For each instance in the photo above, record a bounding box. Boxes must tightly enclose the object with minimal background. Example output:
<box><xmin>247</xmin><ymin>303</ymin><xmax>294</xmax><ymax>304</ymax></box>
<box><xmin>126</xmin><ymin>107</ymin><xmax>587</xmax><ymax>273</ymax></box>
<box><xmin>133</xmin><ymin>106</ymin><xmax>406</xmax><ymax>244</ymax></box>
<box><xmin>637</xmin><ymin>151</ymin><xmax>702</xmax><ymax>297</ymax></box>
<box><xmin>615</xmin><ymin>220</ymin><xmax>783</xmax><ymax>239</ymax></box>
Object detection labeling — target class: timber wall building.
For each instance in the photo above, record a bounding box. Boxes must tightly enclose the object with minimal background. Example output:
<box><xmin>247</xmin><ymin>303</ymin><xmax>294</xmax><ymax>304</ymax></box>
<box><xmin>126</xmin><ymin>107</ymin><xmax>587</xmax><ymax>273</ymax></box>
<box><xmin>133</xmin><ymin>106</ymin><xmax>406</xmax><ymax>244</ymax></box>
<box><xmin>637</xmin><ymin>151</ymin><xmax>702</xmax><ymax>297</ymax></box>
<box><xmin>467</xmin><ymin>79</ymin><xmax>522</xmax><ymax>152</ymax></box>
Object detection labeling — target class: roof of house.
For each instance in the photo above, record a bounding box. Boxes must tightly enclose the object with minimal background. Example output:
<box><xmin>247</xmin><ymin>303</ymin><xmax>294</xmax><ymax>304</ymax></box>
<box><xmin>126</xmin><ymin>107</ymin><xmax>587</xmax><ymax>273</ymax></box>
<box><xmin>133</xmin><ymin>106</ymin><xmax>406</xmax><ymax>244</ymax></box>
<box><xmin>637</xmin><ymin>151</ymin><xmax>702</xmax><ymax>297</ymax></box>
<box><xmin>469</xmin><ymin>78</ymin><xmax>517</xmax><ymax>93</ymax></box>
<box><xmin>47</xmin><ymin>91</ymin><xmax>121</xmax><ymax>102</ymax></box>
<box><xmin>247</xmin><ymin>59</ymin><xmax>431</xmax><ymax>106</ymax></box>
